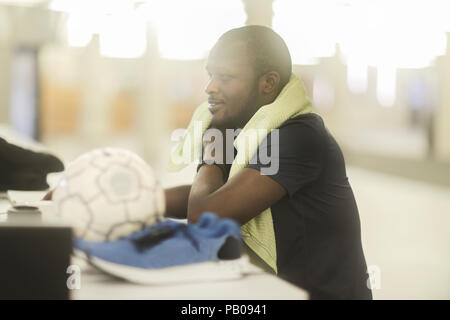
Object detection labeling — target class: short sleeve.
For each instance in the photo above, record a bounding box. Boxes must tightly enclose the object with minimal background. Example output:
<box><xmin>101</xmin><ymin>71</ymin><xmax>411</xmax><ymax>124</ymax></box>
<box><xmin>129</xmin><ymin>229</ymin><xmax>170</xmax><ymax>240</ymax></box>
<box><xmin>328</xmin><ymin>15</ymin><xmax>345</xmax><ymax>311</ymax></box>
<box><xmin>246</xmin><ymin>122</ymin><xmax>326</xmax><ymax>197</ymax></box>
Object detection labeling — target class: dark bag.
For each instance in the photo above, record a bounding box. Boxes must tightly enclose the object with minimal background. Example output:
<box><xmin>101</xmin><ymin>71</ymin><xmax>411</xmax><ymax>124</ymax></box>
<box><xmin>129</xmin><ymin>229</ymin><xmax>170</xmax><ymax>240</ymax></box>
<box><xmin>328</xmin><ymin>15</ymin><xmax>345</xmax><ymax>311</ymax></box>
<box><xmin>0</xmin><ymin>137</ymin><xmax>64</xmax><ymax>191</ymax></box>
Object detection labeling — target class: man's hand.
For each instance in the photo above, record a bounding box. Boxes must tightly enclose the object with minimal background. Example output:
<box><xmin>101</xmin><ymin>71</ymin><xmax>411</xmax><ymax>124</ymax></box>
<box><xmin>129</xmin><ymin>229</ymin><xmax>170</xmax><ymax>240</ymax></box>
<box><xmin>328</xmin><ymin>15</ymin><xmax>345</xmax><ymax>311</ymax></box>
<box><xmin>200</xmin><ymin>126</ymin><xmax>239</xmax><ymax>181</ymax></box>
<box><xmin>201</xmin><ymin>127</ymin><xmax>229</xmax><ymax>166</ymax></box>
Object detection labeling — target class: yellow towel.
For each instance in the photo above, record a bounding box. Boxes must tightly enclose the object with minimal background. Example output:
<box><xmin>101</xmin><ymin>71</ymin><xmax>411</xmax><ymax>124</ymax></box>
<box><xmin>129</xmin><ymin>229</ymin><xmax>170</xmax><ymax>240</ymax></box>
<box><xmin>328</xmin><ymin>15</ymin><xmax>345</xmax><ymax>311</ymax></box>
<box><xmin>168</xmin><ymin>73</ymin><xmax>313</xmax><ymax>273</ymax></box>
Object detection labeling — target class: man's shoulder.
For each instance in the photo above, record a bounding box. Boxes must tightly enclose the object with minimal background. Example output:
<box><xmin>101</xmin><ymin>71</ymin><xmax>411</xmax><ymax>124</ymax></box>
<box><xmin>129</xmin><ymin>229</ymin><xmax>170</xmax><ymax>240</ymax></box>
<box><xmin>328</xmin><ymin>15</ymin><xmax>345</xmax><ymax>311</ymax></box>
<box><xmin>274</xmin><ymin>112</ymin><xmax>327</xmax><ymax>142</ymax></box>
<box><xmin>280</xmin><ymin>112</ymin><xmax>325</xmax><ymax>129</ymax></box>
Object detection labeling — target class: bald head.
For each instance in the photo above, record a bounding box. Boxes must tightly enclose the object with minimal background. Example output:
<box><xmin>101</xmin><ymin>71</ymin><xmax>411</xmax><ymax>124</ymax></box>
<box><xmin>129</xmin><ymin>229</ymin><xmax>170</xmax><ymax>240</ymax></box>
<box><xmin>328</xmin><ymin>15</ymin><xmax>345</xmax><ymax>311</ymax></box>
<box><xmin>215</xmin><ymin>25</ymin><xmax>292</xmax><ymax>92</ymax></box>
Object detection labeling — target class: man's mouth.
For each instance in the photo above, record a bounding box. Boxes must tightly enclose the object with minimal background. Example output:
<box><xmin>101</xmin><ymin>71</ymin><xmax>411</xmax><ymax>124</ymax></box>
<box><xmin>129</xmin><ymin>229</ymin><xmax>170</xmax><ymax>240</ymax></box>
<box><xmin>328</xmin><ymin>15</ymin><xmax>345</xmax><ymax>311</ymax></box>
<box><xmin>208</xmin><ymin>100</ymin><xmax>225</xmax><ymax>114</ymax></box>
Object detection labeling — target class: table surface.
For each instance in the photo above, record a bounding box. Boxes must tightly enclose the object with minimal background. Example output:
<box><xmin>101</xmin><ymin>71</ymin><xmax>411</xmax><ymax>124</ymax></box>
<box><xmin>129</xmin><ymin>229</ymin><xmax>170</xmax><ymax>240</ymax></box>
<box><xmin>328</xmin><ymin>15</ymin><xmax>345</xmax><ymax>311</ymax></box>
<box><xmin>70</xmin><ymin>255</ymin><xmax>307</xmax><ymax>300</ymax></box>
<box><xmin>0</xmin><ymin>191</ymin><xmax>308</xmax><ymax>300</ymax></box>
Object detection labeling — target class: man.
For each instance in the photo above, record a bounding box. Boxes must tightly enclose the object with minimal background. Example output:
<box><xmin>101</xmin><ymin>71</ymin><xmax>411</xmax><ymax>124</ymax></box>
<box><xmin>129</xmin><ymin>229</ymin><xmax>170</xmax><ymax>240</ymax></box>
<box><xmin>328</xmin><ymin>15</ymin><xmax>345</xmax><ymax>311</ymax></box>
<box><xmin>165</xmin><ymin>25</ymin><xmax>372</xmax><ymax>300</ymax></box>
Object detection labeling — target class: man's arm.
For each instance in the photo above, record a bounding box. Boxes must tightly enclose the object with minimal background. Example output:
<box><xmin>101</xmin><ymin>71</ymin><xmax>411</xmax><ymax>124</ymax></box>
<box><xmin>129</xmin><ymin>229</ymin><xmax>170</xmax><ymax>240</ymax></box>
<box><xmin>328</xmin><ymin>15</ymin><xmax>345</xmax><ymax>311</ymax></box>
<box><xmin>43</xmin><ymin>184</ymin><xmax>192</xmax><ymax>220</ymax></box>
<box><xmin>187</xmin><ymin>125</ymin><xmax>286</xmax><ymax>225</ymax></box>
<box><xmin>187</xmin><ymin>165</ymin><xmax>286</xmax><ymax>224</ymax></box>
<box><xmin>164</xmin><ymin>185</ymin><xmax>191</xmax><ymax>219</ymax></box>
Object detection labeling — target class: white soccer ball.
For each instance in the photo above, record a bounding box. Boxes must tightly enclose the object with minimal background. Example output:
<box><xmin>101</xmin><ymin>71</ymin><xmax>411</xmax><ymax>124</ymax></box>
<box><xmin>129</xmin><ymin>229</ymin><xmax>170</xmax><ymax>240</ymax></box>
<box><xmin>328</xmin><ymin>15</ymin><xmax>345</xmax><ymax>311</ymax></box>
<box><xmin>52</xmin><ymin>148</ymin><xmax>165</xmax><ymax>242</ymax></box>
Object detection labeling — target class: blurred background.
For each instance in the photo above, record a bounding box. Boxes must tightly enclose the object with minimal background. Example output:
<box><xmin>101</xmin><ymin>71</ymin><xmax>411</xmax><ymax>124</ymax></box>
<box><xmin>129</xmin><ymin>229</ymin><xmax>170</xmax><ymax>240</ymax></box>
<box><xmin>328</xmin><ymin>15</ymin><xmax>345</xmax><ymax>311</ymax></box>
<box><xmin>0</xmin><ymin>0</ymin><xmax>449</xmax><ymax>299</ymax></box>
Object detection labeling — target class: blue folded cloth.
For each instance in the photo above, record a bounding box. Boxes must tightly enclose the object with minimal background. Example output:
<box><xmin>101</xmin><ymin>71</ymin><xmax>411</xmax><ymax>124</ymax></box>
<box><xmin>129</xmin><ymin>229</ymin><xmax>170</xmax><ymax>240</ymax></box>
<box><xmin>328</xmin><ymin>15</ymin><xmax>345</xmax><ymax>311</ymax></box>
<box><xmin>74</xmin><ymin>212</ymin><xmax>242</xmax><ymax>269</ymax></box>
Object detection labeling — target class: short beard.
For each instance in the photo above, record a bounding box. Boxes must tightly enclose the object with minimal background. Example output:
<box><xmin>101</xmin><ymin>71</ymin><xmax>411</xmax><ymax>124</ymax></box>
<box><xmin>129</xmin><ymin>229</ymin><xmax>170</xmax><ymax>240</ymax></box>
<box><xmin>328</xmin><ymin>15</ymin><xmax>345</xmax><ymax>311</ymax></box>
<box><xmin>227</xmin><ymin>82</ymin><xmax>261</xmax><ymax>130</ymax></box>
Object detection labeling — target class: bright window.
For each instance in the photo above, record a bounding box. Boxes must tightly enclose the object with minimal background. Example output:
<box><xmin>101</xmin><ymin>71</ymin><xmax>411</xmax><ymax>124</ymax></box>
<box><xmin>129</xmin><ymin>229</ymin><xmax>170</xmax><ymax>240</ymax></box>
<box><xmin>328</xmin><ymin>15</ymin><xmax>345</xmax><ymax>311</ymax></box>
<box><xmin>140</xmin><ymin>0</ymin><xmax>246</xmax><ymax>60</ymax></box>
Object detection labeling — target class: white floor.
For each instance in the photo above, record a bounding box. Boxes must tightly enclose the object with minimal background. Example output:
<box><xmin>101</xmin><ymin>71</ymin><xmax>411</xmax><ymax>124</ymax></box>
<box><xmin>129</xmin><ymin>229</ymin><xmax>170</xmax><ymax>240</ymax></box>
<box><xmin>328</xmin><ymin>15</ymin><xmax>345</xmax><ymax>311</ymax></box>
<box><xmin>348</xmin><ymin>167</ymin><xmax>450</xmax><ymax>300</ymax></box>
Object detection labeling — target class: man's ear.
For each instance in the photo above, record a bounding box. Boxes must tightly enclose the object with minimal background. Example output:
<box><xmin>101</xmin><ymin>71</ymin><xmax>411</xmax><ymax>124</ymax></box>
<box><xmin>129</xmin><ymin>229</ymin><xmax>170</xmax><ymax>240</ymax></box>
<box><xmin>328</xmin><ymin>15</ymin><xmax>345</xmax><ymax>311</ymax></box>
<box><xmin>259</xmin><ymin>71</ymin><xmax>281</xmax><ymax>95</ymax></box>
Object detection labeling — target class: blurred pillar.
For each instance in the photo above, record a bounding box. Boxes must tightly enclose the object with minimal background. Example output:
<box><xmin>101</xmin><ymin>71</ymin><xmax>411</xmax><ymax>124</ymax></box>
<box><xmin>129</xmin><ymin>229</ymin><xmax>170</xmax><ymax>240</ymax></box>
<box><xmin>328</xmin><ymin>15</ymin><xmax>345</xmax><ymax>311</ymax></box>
<box><xmin>78</xmin><ymin>35</ymin><xmax>110</xmax><ymax>143</ymax></box>
<box><xmin>0</xmin><ymin>7</ymin><xmax>11</xmax><ymax>123</ymax></box>
<box><xmin>135</xmin><ymin>25</ymin><xmax>168</xmax><ymax>168</ymax></box>
<box><xmin>0</xmin><ymin>6</ymin><xmax>59</xmax><ymax>131</ymax></box>
<box><xmin>434</xmin><ymin>32</ymin><xmax>450</xmax><ymax>162</ymax></box>
<box><xmin>242</xmin><ymin>0</ymin><xmax>274</xmax><ymax>27</ymax></box>
<box><xmin>0</xmin><ymin>51</ymin><xmax>11</xmax><ymax>123</ymax></box>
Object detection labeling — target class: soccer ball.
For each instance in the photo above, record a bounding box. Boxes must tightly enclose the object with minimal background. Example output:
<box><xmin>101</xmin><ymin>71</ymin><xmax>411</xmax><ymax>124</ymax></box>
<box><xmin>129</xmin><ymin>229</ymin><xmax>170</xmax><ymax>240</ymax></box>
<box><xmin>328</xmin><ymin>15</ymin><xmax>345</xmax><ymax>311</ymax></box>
<box><xmin>52</xmin><ymin>148</ymin><xmax>165</xmax><ymax>242</ymax></box>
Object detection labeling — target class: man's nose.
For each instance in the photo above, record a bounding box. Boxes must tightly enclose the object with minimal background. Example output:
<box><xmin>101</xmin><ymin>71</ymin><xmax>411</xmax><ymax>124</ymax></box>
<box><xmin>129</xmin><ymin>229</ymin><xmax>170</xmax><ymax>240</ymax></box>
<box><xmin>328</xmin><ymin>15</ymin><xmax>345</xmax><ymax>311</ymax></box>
<box><xmin>204</xmin><ymin>77</ymin><xmax>219</xmax><ymax>95</ymax></box>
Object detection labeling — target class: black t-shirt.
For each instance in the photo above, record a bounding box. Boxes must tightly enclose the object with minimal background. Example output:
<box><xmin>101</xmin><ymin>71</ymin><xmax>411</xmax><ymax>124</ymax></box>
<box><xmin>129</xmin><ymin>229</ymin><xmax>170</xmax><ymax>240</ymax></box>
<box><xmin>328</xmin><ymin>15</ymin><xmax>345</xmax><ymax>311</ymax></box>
<box><xmin>246</xmin><ymin>113</ymin><xmax>372</xmax><ymax>300</ymax></box>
